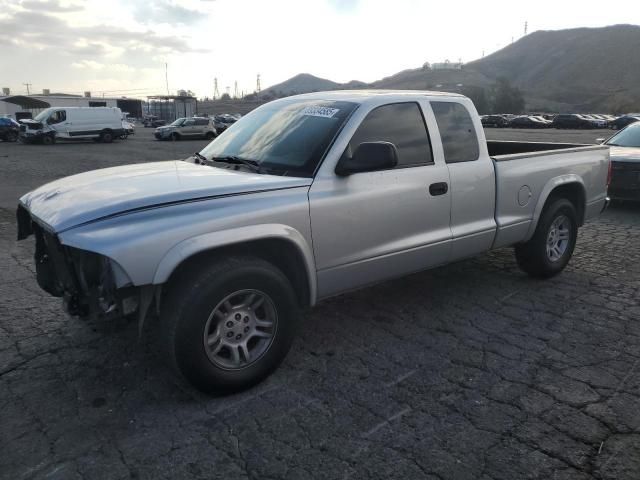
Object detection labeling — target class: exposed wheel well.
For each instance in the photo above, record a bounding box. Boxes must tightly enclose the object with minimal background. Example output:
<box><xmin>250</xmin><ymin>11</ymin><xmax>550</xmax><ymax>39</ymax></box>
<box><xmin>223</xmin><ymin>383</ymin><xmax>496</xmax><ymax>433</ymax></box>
<box><xmin>164</xmin><ymin>238</ymin><xmax>311</xmax><ymax>309</ymax></box>
<box><xmin>546</xmin><ymin>183</ymin><xmax>586</xmax><ymax>226</ymax></box>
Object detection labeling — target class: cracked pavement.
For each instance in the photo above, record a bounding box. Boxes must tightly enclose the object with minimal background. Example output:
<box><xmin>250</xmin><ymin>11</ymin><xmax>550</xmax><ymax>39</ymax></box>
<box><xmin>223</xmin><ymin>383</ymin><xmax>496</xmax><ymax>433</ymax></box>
<box><xmin>1</xmin><ymin>129</ymin><xmax>639</xmax><ymax>479</ymax></box>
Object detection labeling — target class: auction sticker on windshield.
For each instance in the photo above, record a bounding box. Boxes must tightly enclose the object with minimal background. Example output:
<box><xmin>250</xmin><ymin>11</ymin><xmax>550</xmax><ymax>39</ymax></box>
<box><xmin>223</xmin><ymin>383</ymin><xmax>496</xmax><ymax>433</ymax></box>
<box><xmin>301</xmin><ymin>106</ymin><xmax>340</xmax><ymax>118</ymax></box>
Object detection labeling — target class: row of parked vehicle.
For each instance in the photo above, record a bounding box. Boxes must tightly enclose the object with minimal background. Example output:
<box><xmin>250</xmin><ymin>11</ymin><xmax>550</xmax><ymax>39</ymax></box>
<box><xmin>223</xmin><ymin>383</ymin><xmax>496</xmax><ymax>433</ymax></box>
<box><xmin>1</xmin><ymin>107</ymin><xmax>135</xmax><ymax>144</ymax></box>
<box><xmin>152</xmin><ymin>114</ymin><xmax>241</xmax><ymax>141</ymax></box>
<box><xmin>481</xmin><ymin>113</ymin><xmax>640</xmax><ymax>130</ymax></box>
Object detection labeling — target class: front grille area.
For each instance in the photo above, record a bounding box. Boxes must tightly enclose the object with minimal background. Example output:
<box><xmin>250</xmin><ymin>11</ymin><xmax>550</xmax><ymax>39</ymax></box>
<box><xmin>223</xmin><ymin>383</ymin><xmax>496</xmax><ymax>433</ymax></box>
<box><xmin>32</xmin><ymin>222</ymin><xmax>77</xmax><ymax>297</ymax></box>
<box><xmin>610</xmin><ymin>162</ymin><xmax>640</xmax><ymax>199</ymax></box>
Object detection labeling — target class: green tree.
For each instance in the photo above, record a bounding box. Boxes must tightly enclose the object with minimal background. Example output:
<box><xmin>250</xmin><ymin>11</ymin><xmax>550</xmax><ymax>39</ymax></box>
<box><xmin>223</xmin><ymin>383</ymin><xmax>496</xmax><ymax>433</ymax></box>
<box><xmin>489</xmin><ymin>78</ymin><xmax>525</xmax><ymax>114</ymax></box>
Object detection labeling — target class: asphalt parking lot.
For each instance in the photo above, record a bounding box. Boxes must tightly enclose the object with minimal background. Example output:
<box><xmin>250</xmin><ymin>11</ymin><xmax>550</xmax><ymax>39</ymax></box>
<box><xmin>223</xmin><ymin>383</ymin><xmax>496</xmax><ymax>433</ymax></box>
<box><xmin>1</xmin><ymin>127</ymin><xmax>639</xmax><ymax>480</ymax></box>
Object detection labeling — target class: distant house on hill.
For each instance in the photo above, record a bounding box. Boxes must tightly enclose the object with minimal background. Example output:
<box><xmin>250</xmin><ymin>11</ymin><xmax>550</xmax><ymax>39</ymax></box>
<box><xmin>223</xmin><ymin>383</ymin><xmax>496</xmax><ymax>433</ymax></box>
<box><xmin>431</xmin><ymin>60</ymin><xmax>464</xmax><ymax>70</ymax></box>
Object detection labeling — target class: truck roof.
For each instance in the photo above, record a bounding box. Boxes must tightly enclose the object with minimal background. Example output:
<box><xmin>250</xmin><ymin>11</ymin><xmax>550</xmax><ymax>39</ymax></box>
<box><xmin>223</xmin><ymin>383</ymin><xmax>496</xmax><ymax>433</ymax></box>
<box><xmin>271</xmin><ymin>89</ymin><xmax>465</xmax><ymax>106</ymax></box>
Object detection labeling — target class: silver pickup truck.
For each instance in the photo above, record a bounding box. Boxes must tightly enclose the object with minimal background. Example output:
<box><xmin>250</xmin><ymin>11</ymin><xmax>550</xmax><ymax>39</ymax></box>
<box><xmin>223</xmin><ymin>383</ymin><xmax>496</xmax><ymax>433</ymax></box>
<box><xmin>17</xmin><ymin>91</ymin><xmax>610</xmax><ymax>392</ymax></box>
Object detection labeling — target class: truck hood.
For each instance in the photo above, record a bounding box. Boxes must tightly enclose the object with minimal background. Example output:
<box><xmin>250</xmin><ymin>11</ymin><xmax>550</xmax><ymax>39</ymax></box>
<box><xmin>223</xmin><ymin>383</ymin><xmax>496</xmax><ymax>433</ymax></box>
<box><xmin>609</xmin><ymin>146</ymin><xmax>640</xmax><ymax>163</ymax></box>
<box><xmin>20</xmin><ymin>161</ymin><xmax>312</xmax><ymax>232</ymax></box>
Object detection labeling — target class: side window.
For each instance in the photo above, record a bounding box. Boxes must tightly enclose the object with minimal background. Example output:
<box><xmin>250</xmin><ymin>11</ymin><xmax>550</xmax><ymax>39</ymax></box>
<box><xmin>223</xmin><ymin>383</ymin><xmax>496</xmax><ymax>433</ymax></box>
<box><xmin>195</xmin><ymin>119</ymin><xmax>209</xmax><ymax>126</ymax></box>
<box><xmin>431</xmin><ymin>102</ymin><xmax>479</xmax><ymax>163</ymax></box>
<box><xmin>48</xmin><ymin>110</ymin><xmax>66</xmax><ymax>124</ymax></box>
<box><xmin>183</xmin><ymin>119</ymin><xmax>195</xmax><ymax>126</ymax></box>
<box><xmin>345</xmin><ymin>102</ymin><xmax>433</xmax><ymax>167</ymax></box>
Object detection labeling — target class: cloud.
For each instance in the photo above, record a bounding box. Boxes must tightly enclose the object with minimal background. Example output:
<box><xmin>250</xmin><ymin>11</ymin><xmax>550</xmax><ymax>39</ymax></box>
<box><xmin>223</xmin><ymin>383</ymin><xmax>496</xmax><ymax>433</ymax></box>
<box><xmin>132</xmin><ymin>0</ymin><xmax>202</xmax><ymax>26</ymax></box>
<box><xmin>71</xmin><ymin>60</ymin><xmax>136</xmax><ymax>72</ymax></box>
<box><xmin>20</xmin><ymin>0</ymin><xmax>83</xmax><ymax>12</ymax></box>
<box><xmin>326</xmin><ymin>0</ymin><xmax>359</xmax><ymax>12</ymax></box>
<box><xmin>0</xmin><ymin>11</ymin><xmax>207</xmax><ymax>54</ymax></box>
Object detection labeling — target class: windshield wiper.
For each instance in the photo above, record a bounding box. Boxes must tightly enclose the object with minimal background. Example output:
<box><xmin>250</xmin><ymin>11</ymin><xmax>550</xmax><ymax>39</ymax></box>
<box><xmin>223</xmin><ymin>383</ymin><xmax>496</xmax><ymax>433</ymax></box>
<box><xmin>210</xmin><ymin>155</ymin><xmax>263</xmax><ymax>173</ymax></box>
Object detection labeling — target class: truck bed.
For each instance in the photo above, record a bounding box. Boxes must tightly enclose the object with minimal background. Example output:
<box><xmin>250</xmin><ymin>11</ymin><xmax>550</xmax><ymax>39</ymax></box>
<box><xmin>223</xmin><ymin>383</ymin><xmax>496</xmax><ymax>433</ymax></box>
<box><xmin>488</xmin><ymin>140</ymin><xmax>600</xmax><ymax>159</ymax></box>
<box><xmin>489</xmin><ymin>141</ymin><xmax>610</xmax><ymax>249</ymax></box>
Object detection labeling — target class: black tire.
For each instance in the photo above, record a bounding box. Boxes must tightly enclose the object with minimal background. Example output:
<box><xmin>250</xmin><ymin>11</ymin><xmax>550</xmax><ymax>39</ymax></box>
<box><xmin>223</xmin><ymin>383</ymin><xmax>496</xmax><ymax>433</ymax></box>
<box><xmin>6</xmin><ymin>131</ymin><xmax>18</xmax><ymax>142</ymax></box>
<box><xmin>100</xmin><ymin>130</ymin><xmax>113</xmax><ymax>143</ymax></box>
<box><xmin>160</xmin><ymin>255</ymin><xmax>299</xmax><ymax>394</ymax></box>
<box><xmin>205</xmin><ymin>131</ymin><xmax>215</xmax><ymax>140</ymax></box>
<box><xmin>515</xmin><ymin>197</ymin><xmax>578</xmax><ymax>278</ymax></box>
<box><xmin>41</xmin><ymin>134</ymin><xmax>55</xmax><ymax>146</ymax></box>
<box><xmin>171</xmin><ymin>132</ymin><xmax>180</xmax><ymax>141</ymax></box>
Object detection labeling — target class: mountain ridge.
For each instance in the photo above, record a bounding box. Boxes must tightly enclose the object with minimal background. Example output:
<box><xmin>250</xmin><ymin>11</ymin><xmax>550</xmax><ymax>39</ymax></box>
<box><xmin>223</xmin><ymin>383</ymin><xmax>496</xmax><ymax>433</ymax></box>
<box><xmin>261</xmin><ymin>24</ymin><xmax>640</xmax><ymax>112</ymax></box>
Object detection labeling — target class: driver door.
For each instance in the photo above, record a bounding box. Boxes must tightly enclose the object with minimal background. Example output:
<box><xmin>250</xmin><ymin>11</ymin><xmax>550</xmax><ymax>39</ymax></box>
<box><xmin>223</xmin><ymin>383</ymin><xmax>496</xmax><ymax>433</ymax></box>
<box><xmin>47</xmin><ymin>109</ymin><xmax>68</xmax><ymax>137</ymax></box>
<box><xmin>309</xmin><ymin>101</ymin><xmax>452</xmax><ymax>299</ymax></box>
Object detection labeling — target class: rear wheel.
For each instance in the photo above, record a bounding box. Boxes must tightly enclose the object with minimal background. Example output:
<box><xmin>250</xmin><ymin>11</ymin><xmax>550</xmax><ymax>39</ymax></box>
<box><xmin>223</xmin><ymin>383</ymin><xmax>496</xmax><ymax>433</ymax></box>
<box><xmin>515</xmin><ymin>198</ymin><xmax>578</xmax><ymax>278</ymax></box>
<box><xmin>6</xmin><ymin>131</ymin><xmax>17</xmax><ymax>142</ymax></box>
<box><xmin>41</xmin><ymin>134</ymin><xmax>55</xmax><ymax>145</ymax></box>
<box><xmin>171</xmin><ymin>132</ymin><xmax>180</xmax><ymax>141</ymax></box>
<box><xmin>160</xmin><ymin>255</ymin><xmax>299</xmax><ymax>393</ymax></box>
<box><xmin>205</xmin><ymin>131</ymin><xmax>215</xmax><ymax>140</ymax></box>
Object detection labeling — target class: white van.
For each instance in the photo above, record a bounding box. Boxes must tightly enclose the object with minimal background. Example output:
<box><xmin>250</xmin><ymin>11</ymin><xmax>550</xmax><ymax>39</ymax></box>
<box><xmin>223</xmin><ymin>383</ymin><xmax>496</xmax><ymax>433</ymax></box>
<box><xmin>19</xmin><ymin>107</ymin><xmax>125</xmax><ymax>144</ymax></box>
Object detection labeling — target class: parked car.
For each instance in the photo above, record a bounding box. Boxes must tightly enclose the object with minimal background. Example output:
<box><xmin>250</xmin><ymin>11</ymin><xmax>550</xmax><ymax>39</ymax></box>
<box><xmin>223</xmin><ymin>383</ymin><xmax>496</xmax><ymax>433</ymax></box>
<box><xmin>510</xmin><ymin>115</ymin><xmax>551</xmax><ymax>128</ymax></box>
<box><xmin>213</xmin><ymin>114</ymin><xmax>238</xmax><ymax>133</ymax></box>
<box><xmin>580</xmin><ymin>114</ymin><xmax>607</xmax><ymax>128</ymax></box>
<box><xmin>551</xmin><ymin>114</ymin><xmax>596</xmax><ymax>129</ymax></box>
<box><xmin>143</xmin><ymin>116</ymin><xmax>166</xmax><ymax>128</ymax></box>
<box><xmin>608</xmin><ymin>115</ymin><xmax>640</xmax><ymax>130</ymax></box>
<box><xmin>481</xmin><ymin>115</ymin><xmax>510</xmax><ymax>128</ymax></box>
<box><xmin>0</xmin><ymin>117</ymin><xmax>20</xmax><ymax>142</ymax></box>
<box><xmin>121</xmin><ymin>119</ymin><xmax>135</xmax><ymax>138</ymax></box>
<box><xmin>154</xmin><ymin>117</ymin><xmax>217</xmax><ymax>141</ymax></box>
<box><xmin>600</xmin><ymin>122</ymin><xmax>640</xmax><ymax>201</ymax></box>
<box><xmin>16</xmin><ymin>91</ymin><xmax>610</xmax><ymax>393</ymax></box>
<box><xmin>19</xmin><ymin>107</ymin><xmax>125</xmax><ymax>144</ymax></box>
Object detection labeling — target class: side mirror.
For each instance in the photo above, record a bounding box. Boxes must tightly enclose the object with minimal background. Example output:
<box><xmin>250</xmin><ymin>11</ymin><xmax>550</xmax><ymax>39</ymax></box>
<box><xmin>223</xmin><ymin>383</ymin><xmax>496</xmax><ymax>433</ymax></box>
<box><xmin>595</xmin><ymin>138</ymin><xmax>606</xmax><ymax>144</ymax></box>
<box><xmin>335</xmin><ymin>141</ymin><xmax>398</xmax><ymax>176</ymax></box>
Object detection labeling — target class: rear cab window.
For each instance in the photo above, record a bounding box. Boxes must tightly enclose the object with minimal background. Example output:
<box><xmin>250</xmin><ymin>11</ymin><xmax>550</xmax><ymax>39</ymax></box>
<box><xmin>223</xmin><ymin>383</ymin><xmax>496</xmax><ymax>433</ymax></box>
<box><xmin>431</xmin><ymin>101</ymin><xmax>479</xmax><ymax>163</ymax></box>
<box><xmin>344</xmin><ymin>102</ymin><xmax>433</xmax><ymax>167</ymax></box>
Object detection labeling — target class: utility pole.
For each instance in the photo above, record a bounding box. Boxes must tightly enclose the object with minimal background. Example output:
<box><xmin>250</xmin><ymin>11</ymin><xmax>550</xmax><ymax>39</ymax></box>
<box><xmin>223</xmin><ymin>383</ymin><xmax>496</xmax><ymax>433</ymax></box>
<box><xmin>256</xmin><ymin>74</ymin><xmax>261</xmax><ymax>94</ymax></box>
<box><xmin>165</xmin><ymin>63</ymin><xmax>169</xmax><ymax>96</ymax></box>
<box><xmin>234</xmin><ymin>81</ymin><xmax>238</xmax><ymax>99</ymax></box>
<box><xmin>213</xmin><ymin>78</ymin><xmax>219</xmax><ymax>100</ymax></box>
<box><xmin>23</xmin><ymin>83</ymin><xmax>32</xmax><ymax>95</ymax></box>
<box><xmin>524</xmin><ymin>21</ymin><xmax>528</xmax><ymax>36</ymax></box>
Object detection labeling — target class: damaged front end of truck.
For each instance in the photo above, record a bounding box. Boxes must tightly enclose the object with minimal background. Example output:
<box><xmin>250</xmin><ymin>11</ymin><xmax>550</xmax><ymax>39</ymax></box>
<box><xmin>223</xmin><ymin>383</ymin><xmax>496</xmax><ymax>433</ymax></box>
<box><xmin>16</xmin><ymin>205</ymin><xmax>157</xmax><ymax>331</ymax></box>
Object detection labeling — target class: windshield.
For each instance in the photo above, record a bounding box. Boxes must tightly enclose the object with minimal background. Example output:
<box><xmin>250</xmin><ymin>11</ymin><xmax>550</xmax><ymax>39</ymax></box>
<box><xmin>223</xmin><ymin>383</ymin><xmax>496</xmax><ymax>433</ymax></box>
<box><xmin>607</xmin><ymin>123</ymin><xmax>640</xmax><ymax>147</ymax></box>
<box><xmin>34</xmin><ymin>108</ymin><xmax>54</xmax><ymax>122</ymax></box>
<box><xmin>170</xmin><ymin>118</ymin><xmax>186</xmax><ymax>126</ymax></box>
<box><xmin>199</xmin><ymin>99</ymin><xmax>358</xmax><ymax>177</ymax></box>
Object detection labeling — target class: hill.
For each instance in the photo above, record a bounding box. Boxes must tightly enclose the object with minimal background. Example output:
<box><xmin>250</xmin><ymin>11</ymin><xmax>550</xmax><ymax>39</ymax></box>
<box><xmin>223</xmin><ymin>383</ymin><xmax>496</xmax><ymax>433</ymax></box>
<box><xmin>260</xmin><ymin>73</ymin><xmax>359</xmax><ymax>97</ymax></box>
<box><xmin>468</xmin><ymin>24</ymin><xmax>640</xmax><ymax>111</ymax></box>
<box><xmin>259</xmin><ymin>24</ymin><xmax>640</xmax><ymax>112</ymax></box>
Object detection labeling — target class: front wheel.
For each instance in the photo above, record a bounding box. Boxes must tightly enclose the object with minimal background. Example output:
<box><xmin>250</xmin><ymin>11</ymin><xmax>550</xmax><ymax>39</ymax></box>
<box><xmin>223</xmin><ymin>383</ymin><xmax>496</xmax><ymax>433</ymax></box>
<box><xmin>100</xmin><ymin>130</ymin><xmax>114</xmax><ymax>143</ymax></box>
<box><xmin>515</xmin><ymin>198</ymin><xmax>578</xmax><ymax>278</ymax></box>
<box><xmin>160</xmin><ymin>256</ymin><xmax>299</xmax><ymax>393</ymax></box>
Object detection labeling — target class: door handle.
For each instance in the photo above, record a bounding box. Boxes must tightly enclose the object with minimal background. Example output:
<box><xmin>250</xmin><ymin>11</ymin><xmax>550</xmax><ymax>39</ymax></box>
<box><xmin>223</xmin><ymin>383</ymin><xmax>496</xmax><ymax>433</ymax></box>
<box><xmin>429</xmin><ymin>182</ymin><xmax>448</xmax><ymax>196</ymax></box>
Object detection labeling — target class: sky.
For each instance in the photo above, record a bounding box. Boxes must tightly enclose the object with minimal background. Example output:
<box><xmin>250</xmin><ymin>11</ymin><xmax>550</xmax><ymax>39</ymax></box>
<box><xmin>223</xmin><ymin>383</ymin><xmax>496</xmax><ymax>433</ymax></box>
<box><xmin>0</xmin><ymin>0</ymin><xmax>637</xmax><ymax>99</ymax></box>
